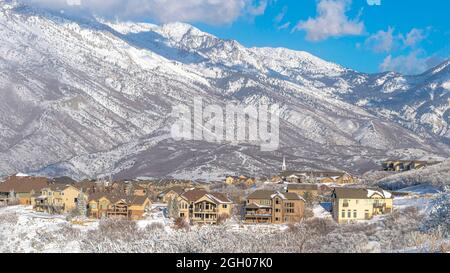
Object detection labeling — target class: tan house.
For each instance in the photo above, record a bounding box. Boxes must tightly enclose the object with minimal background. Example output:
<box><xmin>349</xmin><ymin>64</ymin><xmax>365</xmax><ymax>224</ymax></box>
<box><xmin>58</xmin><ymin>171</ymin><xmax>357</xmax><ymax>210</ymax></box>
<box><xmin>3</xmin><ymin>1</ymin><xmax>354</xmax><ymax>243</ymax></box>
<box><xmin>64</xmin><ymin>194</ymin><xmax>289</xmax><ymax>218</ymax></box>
<box><xmin>33</xmin><ymin>185</ymin><xmax>84</xmax><ymax>214</ymax></box>
<box><xmin>172</xmin><ymin>188</ymin><xmax>233</xmax><ymax>225</ymax></box>
<box><xmin>157</xmin><ymin>186</ymin><xmax>187</xmax><ymax>203</ymax></box>
<box><xmin>286</xmin><ymin>184</ymin><xmax>319</xmax><ymax>201</ymax></box>
<box><xmin>280</xmin><ymin>171</ymin><xmax>356</xmax><ymax>184</ymax></box>
<box><xmin>381</xmin><ymin>160</ymin><xmax>440</xmax><ymax>172</ymax></box>
<box><xmin>0</xmin><ymin>175</ymin><xmax>49</xmax><ymax>205</ymax></box>
<box><xmin>88</xmin><ymin>193</ymin><xmax>151</xmax><ymax>220</ymax></box>
<box><xmin>225</xmin><ymin>176</ymin><xmax>256</xmax><ymax>187</ymax></box>
<box><xmin>245</xmin><ymin>190</ymin><xmax>305</xmax><ymax>224</ymax></box>
<box><xmin>331</xmin><ymin>188</ymin><xmax>393</xmax><ymax>224</ymax></box>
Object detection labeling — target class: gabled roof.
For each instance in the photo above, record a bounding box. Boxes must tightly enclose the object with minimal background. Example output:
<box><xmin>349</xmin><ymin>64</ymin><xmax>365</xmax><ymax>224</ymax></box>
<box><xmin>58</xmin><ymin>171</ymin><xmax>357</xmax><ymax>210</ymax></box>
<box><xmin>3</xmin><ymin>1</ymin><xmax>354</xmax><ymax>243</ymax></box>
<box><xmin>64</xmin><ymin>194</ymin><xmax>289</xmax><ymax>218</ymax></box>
<box><xmin>0</xmin><ymin>175</ymin><xmax>49</xmax><ymax>193</ymax></box>
<box><xmin>247</xmin><ymin>190</ymin><xmax>304</xmax><ymax>201</ymax></box>
<box><xmin>271</xmin><ymin>191</ymin><xmax>304</xmax><ymax>201</ymax></box>
<box><xmin>45</xmin><ymin>184</ymin><xmax>77</xmax><ymax>192</ymax></box>
<box><xmin>246</xmin><ymin>203</ymin><xmax>271</xmax><ymax>209</ymax></box>
<box><xmin>159</xmin><ymin>186</ymin><xmax>186</xmax><ymax>196</ymax></box>
<box><xmin>247</xmin><ymin>190</ymin><xmax>274</xmax><ymax>200</ymax></box>
<box><xmin>287</xmin><ymin>184</ymin><xmax>318</xmax><ymax>191</ymax></box>
<box><xmin>204</xmin><ymin>192</ymin><xmax>233</xmax><ymax>204</ymax></box>
<box><xmin>73</xmin><ymin>180</ymin><xmax>97</xmax><ymax>191</ymax></box>
<box><xmin>181</xmin><ymin>188</ymin><xmax>208</xmax><ymax>202</ymax></box>
<box><xmin>332</xmin><ymin>188</ymin><xmax>392</xmax><ymax>199</ymax></box>
<box><xmin>50</xmin><ymin>176</ymin><xmax>77</xmax><ymax>185</ymax></box>
<box><xmin>88</xmin><ymin>192</ymin><xmax>150</xmax><ymax>206</ymax></box>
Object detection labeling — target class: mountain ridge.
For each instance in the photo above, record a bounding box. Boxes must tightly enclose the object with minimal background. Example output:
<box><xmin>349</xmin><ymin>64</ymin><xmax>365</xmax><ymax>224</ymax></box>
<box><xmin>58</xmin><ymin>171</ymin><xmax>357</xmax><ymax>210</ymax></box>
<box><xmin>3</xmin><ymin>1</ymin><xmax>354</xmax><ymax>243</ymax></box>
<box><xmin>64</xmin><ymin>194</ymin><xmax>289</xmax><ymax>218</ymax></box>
<box><xmin>0</xmin><ymin>1</ymin><xmax>448</xmax><ymax>180</ymax></box>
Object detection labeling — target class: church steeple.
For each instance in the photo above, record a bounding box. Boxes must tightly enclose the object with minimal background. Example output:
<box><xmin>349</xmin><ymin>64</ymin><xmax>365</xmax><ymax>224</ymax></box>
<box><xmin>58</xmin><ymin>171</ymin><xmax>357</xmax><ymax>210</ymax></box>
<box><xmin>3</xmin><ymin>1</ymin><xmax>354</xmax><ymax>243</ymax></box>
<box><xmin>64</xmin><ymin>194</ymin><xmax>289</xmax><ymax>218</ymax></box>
<box><xmin>282</xmin><ymin>156</ymin><xmax>287</xmax><ymax>171</ymax></box>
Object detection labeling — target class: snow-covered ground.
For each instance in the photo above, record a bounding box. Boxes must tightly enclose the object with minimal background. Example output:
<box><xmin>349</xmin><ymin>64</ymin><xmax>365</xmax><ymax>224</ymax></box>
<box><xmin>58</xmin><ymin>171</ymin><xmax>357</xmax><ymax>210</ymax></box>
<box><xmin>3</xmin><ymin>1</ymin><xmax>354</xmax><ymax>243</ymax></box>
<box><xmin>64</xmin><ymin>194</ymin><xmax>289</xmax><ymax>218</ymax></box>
<box><xmin>0</xmin><ymin>185</ymin><xmax>446</xmax><ymax>253</ymax></box>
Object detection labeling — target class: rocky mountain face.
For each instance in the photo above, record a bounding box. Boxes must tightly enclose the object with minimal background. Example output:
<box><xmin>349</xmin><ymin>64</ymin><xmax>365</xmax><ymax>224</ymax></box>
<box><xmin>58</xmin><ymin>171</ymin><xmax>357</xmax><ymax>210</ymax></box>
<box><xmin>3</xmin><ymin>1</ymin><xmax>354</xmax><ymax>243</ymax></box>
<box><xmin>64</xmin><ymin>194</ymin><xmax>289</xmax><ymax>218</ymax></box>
<box><xmin>0</xmin><ymin>1</ymin><xmax>448</xmax><ymax>180</ymax></box>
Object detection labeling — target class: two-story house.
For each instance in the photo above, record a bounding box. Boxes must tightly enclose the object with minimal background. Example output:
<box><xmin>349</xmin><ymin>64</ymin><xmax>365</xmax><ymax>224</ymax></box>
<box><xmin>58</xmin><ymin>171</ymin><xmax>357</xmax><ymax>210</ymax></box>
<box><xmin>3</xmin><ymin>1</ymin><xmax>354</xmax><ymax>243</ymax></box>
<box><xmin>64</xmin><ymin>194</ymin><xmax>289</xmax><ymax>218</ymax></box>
<box><xmin>171</xmin><ymin>188</ymin><xmax>233</xmax><ymax>224</ymax></box>
<box><xmin>87</xmin><ymin>193</ymin><xmax>151</xmax><ymax>220</ymax></box>
<box><xmin>0</xmin><ymin>174</ymin><xmax>49</xmax><ymax>205</ymax></box>
<box><xmin>33</xmin><ymin>185</ymin><xmax>84</xmax><ymax>214</ymax></box>
<box><xmin>331</xmin><ymin>187</ymin><xmax>393</xmax><ymax>224</ymax></box>
<box><xmin>244</xmin><ymin>190</ymin><xmax>305</xmax><ymax>224</ymax></box>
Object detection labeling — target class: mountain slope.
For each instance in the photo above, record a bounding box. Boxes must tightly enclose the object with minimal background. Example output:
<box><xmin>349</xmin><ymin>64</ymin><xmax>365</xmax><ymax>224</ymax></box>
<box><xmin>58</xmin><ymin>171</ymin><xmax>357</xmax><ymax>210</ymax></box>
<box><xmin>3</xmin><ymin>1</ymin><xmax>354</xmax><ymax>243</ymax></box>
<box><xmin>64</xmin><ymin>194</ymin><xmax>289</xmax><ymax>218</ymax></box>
<box><xmin>0</xmin><ymin>1</ymin><xmax>448</xmax><ymax>180</ymax></box>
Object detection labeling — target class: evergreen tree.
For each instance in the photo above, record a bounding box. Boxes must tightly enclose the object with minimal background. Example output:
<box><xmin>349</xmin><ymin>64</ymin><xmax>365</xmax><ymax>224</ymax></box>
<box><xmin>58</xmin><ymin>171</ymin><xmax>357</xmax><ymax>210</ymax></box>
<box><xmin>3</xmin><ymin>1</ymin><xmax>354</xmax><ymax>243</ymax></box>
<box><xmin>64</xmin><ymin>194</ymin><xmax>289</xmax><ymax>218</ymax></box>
<box><xmin>77</xmin><ymin>191</ymin><xmax>87</xmax><ymax>217</ymax></box>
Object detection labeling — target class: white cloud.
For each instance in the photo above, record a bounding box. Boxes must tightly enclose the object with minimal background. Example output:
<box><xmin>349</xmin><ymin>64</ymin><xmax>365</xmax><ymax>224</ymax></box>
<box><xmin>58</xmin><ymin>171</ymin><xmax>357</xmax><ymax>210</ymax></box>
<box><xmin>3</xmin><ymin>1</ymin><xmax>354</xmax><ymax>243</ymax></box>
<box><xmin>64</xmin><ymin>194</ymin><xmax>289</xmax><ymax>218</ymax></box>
<box><xmin>23</xmin><ymin>0</ymin><xmax>268</xmax><ymax>25</ymax></box>
<box><xmin>364</xmin><ymin>27</ymin><xmax>396</xmax><ymax>53</ymax></box>
<box><xmin>401</xmin><ymin>28</ymin><xmax>426</xmax><ymax>47</ymax></box>
<box><xmin>365</xmin><ymin>27</ymin><xmax>429</xmax><ymax>54</ymax></box>
<box><xmin>293</xmin><ymin>0</ymin><xmax>364</xmax><ymax>41</ymax></box>
<box><xmin>277</xmin><ymin>22</ymin><xmax>291</xmax><ymax>30</ymax></box>
<box><xmin>273</xmin><ymin>6</ymin><xmax>287</xmax><ymax>24</ymax></box>
<box><xmin>380</xmin><ymin>50</ymin><xmax>443</xmax><ymax>75</ymax></box>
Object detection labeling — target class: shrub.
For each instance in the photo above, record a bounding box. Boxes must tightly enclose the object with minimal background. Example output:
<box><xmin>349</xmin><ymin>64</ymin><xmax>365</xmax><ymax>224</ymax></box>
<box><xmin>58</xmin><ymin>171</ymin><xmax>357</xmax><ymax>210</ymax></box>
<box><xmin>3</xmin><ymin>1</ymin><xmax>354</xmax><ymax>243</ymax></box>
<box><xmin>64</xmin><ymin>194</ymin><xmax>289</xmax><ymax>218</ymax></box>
<box><xmin>217</xmin><ymin>213</ymin><xmax>230</xmax><ymax>225</ymax></box>
<box><xmin>174</xmin><ymin>217</ymin><xmax>190</xmax><ymax>231</ymax></box>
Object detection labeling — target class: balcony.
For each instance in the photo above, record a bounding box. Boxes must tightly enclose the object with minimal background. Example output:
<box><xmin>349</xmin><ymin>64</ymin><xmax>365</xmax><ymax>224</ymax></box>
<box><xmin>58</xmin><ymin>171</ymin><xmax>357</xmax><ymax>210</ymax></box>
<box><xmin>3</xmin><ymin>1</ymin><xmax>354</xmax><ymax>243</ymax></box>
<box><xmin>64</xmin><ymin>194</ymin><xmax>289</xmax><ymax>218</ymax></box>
<box><xmin>245</xmin><ymin>213</ymin><xmax>271</xmax><ymax>218</ymax></box>
<box><xmin>193</xmin><ymin>208</ymin><xmax>217</xmax><ymax>213</ymax></box>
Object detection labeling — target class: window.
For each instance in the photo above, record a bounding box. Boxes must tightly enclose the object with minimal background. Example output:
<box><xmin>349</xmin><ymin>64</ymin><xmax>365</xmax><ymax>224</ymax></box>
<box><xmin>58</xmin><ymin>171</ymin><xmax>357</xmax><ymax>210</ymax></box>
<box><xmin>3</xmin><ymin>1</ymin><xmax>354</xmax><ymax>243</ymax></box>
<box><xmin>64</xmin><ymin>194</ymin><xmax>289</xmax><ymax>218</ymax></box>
<box><xmin>347</xmin><ymin>210</ymin><xmax>351</xmax><ymax>218</ymax></box>
<box><xmin>353</xmin><ymin>210</ymin><xmax>357</xmax><ymax>218</ymax></box>
<box><xmin>223</xmin><ymin>205</ymin><xmax>227</xmax><ymax>208</ymax></box>
<box><xmin>342</xmin><ymin>211</ymin><xmax>345</xmax><ymax>218</ymax></box>
<box><xmin>275</xmin><ymin>199</ymin><xmax>280</xmax><ymax>204</ymax></box>
<box><xmin>275</xmin><ymin>209</ymin><xmax>280</xmax><ymax>212</ymax></box>
<box><xmin>74</xmin><ymin>198</ymin><xmax>78</xmax><ymax>203</ymax></box>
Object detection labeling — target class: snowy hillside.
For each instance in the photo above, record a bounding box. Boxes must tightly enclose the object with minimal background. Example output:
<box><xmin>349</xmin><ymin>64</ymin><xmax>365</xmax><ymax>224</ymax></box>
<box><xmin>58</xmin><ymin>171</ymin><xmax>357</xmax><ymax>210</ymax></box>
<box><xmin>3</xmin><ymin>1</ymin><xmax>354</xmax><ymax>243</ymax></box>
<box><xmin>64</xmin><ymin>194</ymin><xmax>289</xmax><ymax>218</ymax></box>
<box><xmin>376</xmin><ymin>159</ymin><xmax>450</xmax><ymax>190</ymax></box>
<box><xmin>0</xmin><ymin>0</ymin><xmax>448</xmax><ymax>180</ymax></box>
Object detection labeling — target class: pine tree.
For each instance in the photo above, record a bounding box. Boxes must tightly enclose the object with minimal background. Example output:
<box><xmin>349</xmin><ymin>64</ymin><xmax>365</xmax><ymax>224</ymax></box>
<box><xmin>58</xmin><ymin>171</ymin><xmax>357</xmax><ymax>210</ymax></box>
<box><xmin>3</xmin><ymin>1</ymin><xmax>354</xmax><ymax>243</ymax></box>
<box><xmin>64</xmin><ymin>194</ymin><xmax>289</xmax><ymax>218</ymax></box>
<box><xmin>168</xmin><ymin>197</ymin><xmax>180</xmax><ymax>219</ymax></box>
<box><xmin>77</xmin><ymin>191</ymin><xmax>87</xmax><ymax>217</ymax></box>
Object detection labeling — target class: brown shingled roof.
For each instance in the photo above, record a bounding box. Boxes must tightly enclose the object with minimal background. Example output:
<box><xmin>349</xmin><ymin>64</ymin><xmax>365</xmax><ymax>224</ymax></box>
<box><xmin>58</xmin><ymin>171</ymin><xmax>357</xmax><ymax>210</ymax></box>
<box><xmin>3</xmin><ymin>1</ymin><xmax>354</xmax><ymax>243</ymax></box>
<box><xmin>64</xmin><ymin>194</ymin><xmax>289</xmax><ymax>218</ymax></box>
<box><xmin>248</xmin><ymin>190</ymin><xmax>303</xmax><ymax>201</ymax></box>
<box><xmin>160</xmin><ymin>186</ymin><xmax>186</xmax><ymax>196</ymax></box>
<box><xmin>181</xmin><ymin>188</ymin><xmax>208</xmax><ymax>202</ymax></box>
<box><xmin>287</xmin><ymin>184</ymin><xmax>318</xmax><ymax>191</ymax></box>
<box><xmin>0</xmin><ymin>175</ymin><xmax>49</xmax><ymax>193</ymax></box>
<box><xmin>332</xmin><ymin>188</ymin><xmax>392</xmax><ymax>199</ymax></box>
<box><xmin>88</xmin><ymin>192</ymin><xmax>149</xmax><ymax>205</ymax></box>
<box><xmin>247</xmin><ymin>190</ymin><xmax>274</xmax><ymax>200</ymax></box>
<box><xmin>207</xmin><ymin>192</ymin><xmax>232</xmax><ymax>203</ymax></box>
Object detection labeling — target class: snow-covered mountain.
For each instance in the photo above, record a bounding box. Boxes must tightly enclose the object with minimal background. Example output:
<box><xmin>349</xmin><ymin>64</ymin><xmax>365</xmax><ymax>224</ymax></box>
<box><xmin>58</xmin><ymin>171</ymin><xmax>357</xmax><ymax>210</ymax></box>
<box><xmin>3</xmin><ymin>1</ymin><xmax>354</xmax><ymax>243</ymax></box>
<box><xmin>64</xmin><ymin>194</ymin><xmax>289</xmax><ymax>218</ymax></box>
<box><xmin>0</xmin><ymin>0</ymin><xmax>448</xmax><ymax>180</ymax></box>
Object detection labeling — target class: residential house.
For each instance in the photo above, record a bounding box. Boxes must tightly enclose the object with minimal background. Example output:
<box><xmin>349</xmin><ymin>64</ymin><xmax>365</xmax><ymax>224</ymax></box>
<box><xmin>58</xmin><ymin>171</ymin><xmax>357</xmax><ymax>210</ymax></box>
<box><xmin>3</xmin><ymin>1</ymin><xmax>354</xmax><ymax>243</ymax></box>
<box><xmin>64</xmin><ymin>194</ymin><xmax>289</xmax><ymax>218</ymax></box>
<box><xmin>0</xmin><ymin>175</ymin><xmax>49</xmax><ymax>205</ymax></box>
<box><xmin>172</xmin><ymin>188</ymin><xmax>233</xmax><ymax>225</ymax></box>
<box><xmin>281</xmin><ymin>170</ymin><xmax>356</xmax><ymax>184</ymax></box>
<box><xmin>331</xmin><ymin>187</ymin><xmax>393</xmax><ymax>224</ymax></box>
<box><xmin>157</xmin><ymin>186</ymin><xmax>187</xmax><ymax>203</ymax></box>
<box><xmin>286</xmin><ymin>184</ymin><xmax>319</xmax><ymax>201</ymax></box>
<box><xmin>225</xmin><ymin>175</ymin><xmax>256</xmax><ymax>187</ymax></box>
<box><xmin>133</xmin><ymin>185</ymin><xmax>148</xmax><ymax>196</ymax></box>
<box><xmin>244</xmin><ymin>190</ymin><xmax>305</xmax><ymax>224</ymax></box>
<box><xmin>73</xmin><ymin>180</ymin><xmax>98</xmax><ymax>194</ymax></box>
<box><xmin>33</xmin><ymin>185</ymin><xmax>84</xmax><ymax>214</ymax></box>
<box><xmin>381</xmin><ymin>160</ymin><xmax>440</xmax><ymax>172</ymax></box>
<box><xmin>87</xmin><ymin>193</ymin><xmax>151</xmax><ymax>220</ymax></box>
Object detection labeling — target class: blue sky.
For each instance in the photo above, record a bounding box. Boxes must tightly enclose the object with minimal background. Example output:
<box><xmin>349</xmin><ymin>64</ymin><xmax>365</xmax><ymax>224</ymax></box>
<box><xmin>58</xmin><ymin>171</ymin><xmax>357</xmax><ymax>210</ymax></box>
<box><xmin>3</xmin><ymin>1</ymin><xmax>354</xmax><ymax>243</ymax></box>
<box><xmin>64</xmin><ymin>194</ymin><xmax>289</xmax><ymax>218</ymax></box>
<box><xmin>27</xmin><ymin>0</ymin><xmax>450</xmax><ymax>75</ymax></box>
<box><xmin>195</xmin><ymin>0</ymin><xmax>450</xmax><ymax>75</ymax></box>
